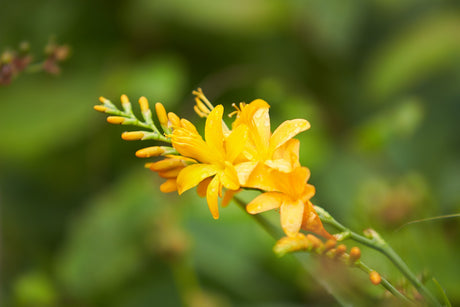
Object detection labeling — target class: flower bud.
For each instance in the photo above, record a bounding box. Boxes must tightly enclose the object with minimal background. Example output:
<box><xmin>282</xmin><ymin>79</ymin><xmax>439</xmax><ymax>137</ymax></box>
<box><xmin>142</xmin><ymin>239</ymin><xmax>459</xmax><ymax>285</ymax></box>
<box><xmin>348</xmin><ymin>247</ymin><xmax>361</xmax><ymax>263</ymax></box>
<box><xmin>155</xmin><ymin>103</ymin><xmax>168</xmax><ymax>127</ymax></box>
<box><xmin>121</xmin><ymin>131</ymin><xmax>144</xmax><ymax>141</ymax></box>
<box><xmin>107</xmin><ymin>116</ymin><xmax>125</xmax><ymax>124</ymax></box>
<box><xmin>160</xmin><ymin>179</ymin><xmax>178</xmax><ymax>193</ymax></box>
<box><xmin>138</xmin><ymin>96</ymin><xmax>150</xmax><ymax>113</ymax></box>
<box><xmin>93</xmin><ymin>105</ymin><xmax>108</xmax><ymax>112</ymax></box>
<box><xmin>136</xmin><ymin>146</ymin><xmax>165</xmax><ymax>158</ymax></box>
<box><xmin>369</xmin><ymin>271</ymin><xmax>382</xmax><ymax>285</ymax></box>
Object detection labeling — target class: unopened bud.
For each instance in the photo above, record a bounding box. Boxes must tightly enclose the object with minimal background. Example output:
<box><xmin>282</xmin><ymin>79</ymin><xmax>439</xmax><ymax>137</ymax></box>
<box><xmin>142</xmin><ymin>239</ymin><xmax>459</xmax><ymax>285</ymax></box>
<box><xmin>93</xmin><ymin>105</ymin><xmax>108</xmax><ymax>112</ymax></box>
<box><xmin>168</xmin><ymin>112</ymin><xmax>181</xmax><ymax>128</ymax></box>
<box><xmin>322</xmin><ymin>240</ymin><xmax>337</xmax><ymax>253</ymax></box>
<box><xmin>334</xmin><ymin>244</ymin><xmax>347</xmax><ymax>259</ymax></box>
<box><xmin>349</xmin><ymin>247</ymin><xmax>361</xmax><ymax>263</ymax></box>
<box><xmin>160</xmin><ymin>179</ymin><xmax>178</xmax><ymax>193</ymax></box>
<box><xmin>148</xmin><ymin>159</ymin><xmax>186</xmax><ymax>171</ymax></box>
<box><xmin>155</xmin><ymin>103</ymin><xmax>168</xmax><ymax>127</ymax></box>
<box><xmin>136</xmin><ymin>146</ymin><xmax>165</xmax><ymax>158</ymax></box>
<box><xmin>120</xmin><ymin>94</ymin><xmax>130</xmax><ymax>106</ymax></box>
<box><xmin>107</xmin><ymin>116</ymin><xmax>125</xmax><ymax>124</ymax></box>
<box><xmin>138</xmin><ymin>96</ymin><xmax>150</xmax><ymax>113</ymax></box>
<box><xmin>99</xmin><ymin>96</ymin><xmax>109</xmax><ymax>104</ymax></box>
<box><xmin>121</xmin><ymin>131</ymin><xmax>144</xmax><ymax>141</ymax></box>
<box><xmin>369</xmin><ymin>271</ymin><xmax>381</xmax><ymax>285</ymax></box>
<box><xmin>306</xmin><ymin>234</ymin><xmax>322</xmax><ymax>250</ymax></box>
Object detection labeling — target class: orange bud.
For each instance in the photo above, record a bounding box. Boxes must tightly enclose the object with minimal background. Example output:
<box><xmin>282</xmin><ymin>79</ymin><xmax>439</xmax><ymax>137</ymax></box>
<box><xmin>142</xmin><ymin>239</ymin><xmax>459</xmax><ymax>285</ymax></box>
<box><xmin>93</xmin><ymin>105</ymin><xmax>108</xmax><ymax>112</ymax></box>
<box><xmin>135</xmin><ymin>146</ymin><xmax>165</xmax><ymax>158</ymax></box>
<box><xmin>335</xmin><ymin>244</ymin><xmax>347</xmax><ymax>258</ymax></box>
<box><xmin>157</xmin><ymin>167</ymin><xmax>183</xmax><ymax>179</ymax></box>
<box><xmin>160</xmin><ymin>179</ymin><xmax>178</xmax><ymax>193</ymax></box>
<box><xmin>155</xmin><ymin>103</ymin><xmax>168</xmax><ymax>127</ymax></box>
<box><xmin>138</xmin><ymin>96</ymin><xmax>149</xmax><ymax>113</ymax></box>
<box><xmin>106</xmin><ymin>116</ymin><xmax>125</xmax><ymax>124</ymax></box>
<box><xmin>306</xmin><ymin>234</ymin><xmax>323</xmax><ymax>249</ymax></box>
<box><xmin>349</xmin><ymin>247</ymin><xmax>361</xmax><ymax>263</ymax></box>
<box><xmin>121</xmin><ymin>131</ymin><xmax>144</xmax><ymax>141</ymax></box>
<box><xmin>369</xmin><ymin>271</ymin><xmax>382</xmax><ymax>285</ymax></box>
<box><xmin>99</xmin><ymin>96</ymin><xmax>108</xmax><ymax>103</ymax></box>
<box><xmin>323</xmin><ymin>239</ymin><xmax>337</xmax><ymax>253</ymax></box>
<box><xmin>148</xmin><ymin>159</ymin><xmax>186</xmax><ymax>171</ymax></box>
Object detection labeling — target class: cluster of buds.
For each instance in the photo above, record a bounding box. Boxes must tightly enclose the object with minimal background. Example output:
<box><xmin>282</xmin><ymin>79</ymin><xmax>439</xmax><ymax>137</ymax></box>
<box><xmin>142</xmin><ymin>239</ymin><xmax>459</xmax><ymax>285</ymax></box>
<box><xmin>0</xmin><ymin>39</ymin><xmax>69</xmax><ymax>85</ymax></box>
<box><xmin>274</xmin><ymin>233</ymin><xmax>382</xmax><ymax>286</ymax></box>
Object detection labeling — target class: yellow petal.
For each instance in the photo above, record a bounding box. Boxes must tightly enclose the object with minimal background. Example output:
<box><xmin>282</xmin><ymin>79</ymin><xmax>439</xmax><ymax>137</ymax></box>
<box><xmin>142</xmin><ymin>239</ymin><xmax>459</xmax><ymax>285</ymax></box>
<box><xmin>157</xmin><ymin>167</ymin><xmax>183</xmax><ymax>179</ymax></box>
<box><xmin>269</xmin><ymin>119</ymin><xmax>310</xmax><ymax>153</ymax></box>
<box><xmin>222</xmin><ymin>189</ymin><xmax>239</xmax><ymax>207</ymax></box>
<box><xmin>206</xmin><ymin>175</ymin><xmax>221</xmax><ymax>219</ymax></box>
<box><xmin>280</xmin><ymin>199</ymin><xmax>304</xmax><ymax>237</ymax></box>
<box><xmin>264</xmin><ymin>159</ymin><xmax>293</xmax><ymax>173</ymax></box>
<box><xmin>246</xmin><ymin>192</ymin><xmax>283</xmax><ymax>214</ymax></box>
<box><xmin>225</xmin><ymin>124</ymin><xmax>248</xmax><ymax>162</ymax></box>
<box><xmin>234</xmin><ymin>161</ymin><xmax>259</xmax><ymax>186</ymax></box>
<box><xmin>176</xmin><ymin>164</ymin><xmax>218</xmax><ymax>194</ymax></box>
<box><xmin>272</xmin><ymin>139</ymin><xmax>300</xmax><ymax>169</ymax></box>
<box><xmin>205</xmin><ymin>105</ymin><xmax>225</xmax><ymax>157</ymax></box>
<box><xmin>197</xmin><ymin>177</ymin><xmax>212</xmax><ymax>197</ymax></box>
<box><xmin>220</xmin><ymin>163</ymin><xmax>240</xmax><ymax>190</ymax></box>
<box><xmin>171</xmin><ymin>127</ymin><xmax>215</xmax><ymax>163</ymax></box>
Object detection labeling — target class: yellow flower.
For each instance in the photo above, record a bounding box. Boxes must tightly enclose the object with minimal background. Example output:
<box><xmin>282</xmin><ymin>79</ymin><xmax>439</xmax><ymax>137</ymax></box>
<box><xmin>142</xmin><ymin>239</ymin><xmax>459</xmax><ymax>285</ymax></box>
<box><xmin>171</xmin><ymin>105</ymin><xmax>248</xmax><ymax>219</ymax></box>
<box><xmin>246</xmin><ymin>167</ymin><xmax>316</xmax><ymax>236</ymax></box>
<box><xmin>231</xmin><ymin>99</ymin><xmax>311</xmax><ymax>190</ymax></box>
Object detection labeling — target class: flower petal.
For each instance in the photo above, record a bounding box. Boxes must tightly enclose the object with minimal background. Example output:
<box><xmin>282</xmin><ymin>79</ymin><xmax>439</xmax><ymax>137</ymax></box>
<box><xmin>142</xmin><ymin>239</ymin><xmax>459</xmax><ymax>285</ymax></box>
<box><xmin>234</xmin><ymin>161</ymin><xmax>259</xmax><ymax>186</ymax></box>
<box><xmin>246</xmin><ymin>192</ymin><xmax>283</xmax><ymax>214</ymax></box>
<box><xmin>280</xmin><ymin>199</ymin><xmax>304</xmax><ymax>237</ymax></box>
<box><xmin>206</xmin><ymin>175</ymin><xmax>221</xmax><ymax>219</ymax></box>
<box><xmin>197</xmin><ymin>177</ymin><xmax>212</xmax><ymax>197</ymax></box>
<box><xmin>205</xmin><ymin>105</ymin><xmax>224</xmax><ymax>157</ymax></box>
<box><xmin>221</xmin><ymin>188</ymin><xmax>239</xmax><ymax>207</ymax></box>
<box><xmin>225</xmin><ymin>124</ymin><xmax>248</xmax><ymax>162</ymax></box>
<box><xmin>176</xmin><ymin>164</ymin><xmax>218</xmax><ymax>194</ymax></box>
<box><xmin>269</xmin><ymin>119</ymin><xmax>310</xmax><ymax>153</ymax></box>
<box><xmin>301</xmin><ymin>201</ymin><xmax>333</xmax><ymax>239</ymax></box>
<box><xmin>272</xmin><ymin>139</ymin><xmax>300</xmax><ymax>169</ymax></box>
<box><xmin>220</xmin><ymin>163</ymin><xmax>240</xmax><ymax>190</ymax></box>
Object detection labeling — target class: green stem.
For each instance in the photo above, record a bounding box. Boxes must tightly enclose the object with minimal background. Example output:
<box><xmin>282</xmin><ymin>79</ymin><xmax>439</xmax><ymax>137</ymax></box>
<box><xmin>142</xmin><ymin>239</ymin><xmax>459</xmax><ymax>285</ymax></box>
<box><xmin>233</xmin><ymin>197</ymin><xmax>412</xmax><ymax>304</ymax></box>
<box><xmin>314</xmin><ymin>206</ymin><xmax>442</xmax><ymax>306</ymax></box>
<box><xmin>354</xmin><ymin>260</ymin><xmax>413</xmax><ymax>304</ymax></box>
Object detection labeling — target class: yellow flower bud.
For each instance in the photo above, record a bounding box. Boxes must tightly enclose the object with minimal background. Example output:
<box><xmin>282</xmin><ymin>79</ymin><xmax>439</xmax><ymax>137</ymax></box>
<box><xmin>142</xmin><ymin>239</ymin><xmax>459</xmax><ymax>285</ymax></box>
<box><xmin>99</xmin><ymin>96</ymin><xmax>109</xmax><ymax>103</ymax></box>
<box><xmin>305</xmin><ymin>234</ymin><xmax>323</xmax><ymax>250</ymax></box>
<box><xmin>138</xmin><ymin>96</ymin><xmax>150</xmax><ymax>113</ymax></box>
<box><xmin>106</xmin><ymin>116</ymin><xmax>125</xmax><ymax>124</ymax></box>
<box><xmin>168</xmin><ymin>112</ymin><xmax>181</xmax><ymax>128</ymax></box>
<box><xmin>322</xmin><ymin>239</ymin><xmax>337</xmax><ymax>253</ymax></box>
<box><xmin>120</xmin><ymin>94</ymin><xmax>129</xmax><ymax>104</ymax></box>
<box><xmin>369</xmin><ymin>271</ymin><xmax>382</xmax><ymax>285</ymax></box>
<box><xmin>135</xmin><ymin>146</ymin><xmax>165</xmax><ymax>158</ymax></box>
<box><xmin>93</xmin><ymin>105</ymin><xmax>108</xmax><ymax>112</ymax></box>
<box><xmin>334</xmin><ymin>244</ymin><xmax>347</xmax><ymax>259</ymax></box>
<box><xmin>155</xmin><ymin>103</ymin><xmax>168</xmax><ymax>127</ymax></box>
<box><xmin>121</xmin><ymin>131</ymin><xmax>144</xmax><ymax>141</ymax></box>
<box><xmin>148</xmin><ymin>159</ymin><xmax>186</xmax><ymax>171</ymax></box>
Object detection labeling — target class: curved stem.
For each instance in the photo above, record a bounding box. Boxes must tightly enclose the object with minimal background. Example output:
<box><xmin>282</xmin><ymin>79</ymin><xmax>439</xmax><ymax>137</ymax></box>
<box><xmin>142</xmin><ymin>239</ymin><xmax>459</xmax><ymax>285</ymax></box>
<box><xmin>354</xmin><ymin>260</ymin><xmax>413</xmax><ymax>304</ymax></box>
<box><xmin>233</xmin><ymin>197</ymin><xmax>413</xmax><ymax>304</ymax></box>
<box><xmin>314</xmin><ymin>205</ymin><xmax>442</xmax><ymax>307</ymax></box>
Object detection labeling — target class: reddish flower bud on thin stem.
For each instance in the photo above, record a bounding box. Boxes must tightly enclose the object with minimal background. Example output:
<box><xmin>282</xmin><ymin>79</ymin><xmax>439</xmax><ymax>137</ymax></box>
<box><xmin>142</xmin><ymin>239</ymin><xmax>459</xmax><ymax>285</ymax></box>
<box><xmin>370</xmin><ymin>271</ymin><xmax>382</xmax><ymax>285</ymax></box>
<box><xmin>349</xmin><ymin>246</ymin><xmax>361</xmax><ymax>264</ymax></box>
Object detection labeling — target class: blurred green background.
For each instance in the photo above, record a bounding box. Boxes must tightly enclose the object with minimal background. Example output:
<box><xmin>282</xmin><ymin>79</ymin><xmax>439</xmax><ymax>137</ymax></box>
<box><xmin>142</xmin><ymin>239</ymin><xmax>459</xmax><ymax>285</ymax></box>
<box><xmin>1</xmin><ymin>0</ymin><xmax>460</xmax><ymax>306</ymax></box>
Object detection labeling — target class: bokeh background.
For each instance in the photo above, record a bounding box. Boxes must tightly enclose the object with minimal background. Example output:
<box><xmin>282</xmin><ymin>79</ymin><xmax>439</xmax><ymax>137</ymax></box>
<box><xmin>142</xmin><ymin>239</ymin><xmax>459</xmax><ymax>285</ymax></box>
<box><xmin>1</xmin><ymin>0</ymin><xmax>460</xmax><ymax>306</ymax></box>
